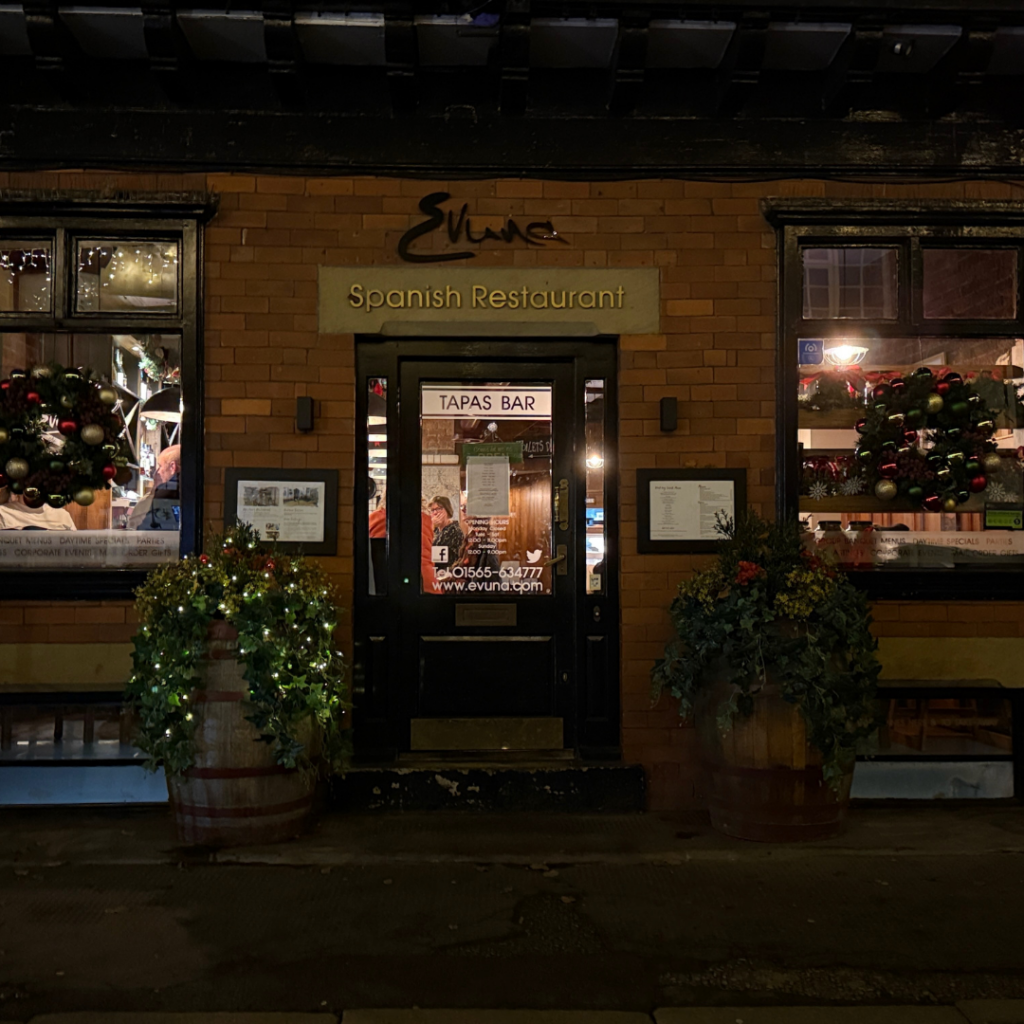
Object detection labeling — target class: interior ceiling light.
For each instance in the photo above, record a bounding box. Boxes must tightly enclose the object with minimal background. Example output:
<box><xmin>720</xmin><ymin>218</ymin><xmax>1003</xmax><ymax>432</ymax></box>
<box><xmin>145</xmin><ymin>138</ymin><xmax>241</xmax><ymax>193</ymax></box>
<box><xmin>586</xmin><ymin>453</ymin><xmax>604</xmax><ymax>468</ymax></box>
<box><xmin>823</xmin><ymin>343</ymin><xmax>869</xmax><ymax>366</ymax></box>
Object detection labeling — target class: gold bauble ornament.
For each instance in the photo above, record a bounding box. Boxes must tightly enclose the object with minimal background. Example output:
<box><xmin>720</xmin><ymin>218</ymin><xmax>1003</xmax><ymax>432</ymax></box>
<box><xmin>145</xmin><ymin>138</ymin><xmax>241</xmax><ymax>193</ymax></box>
<box><xmin>73</xmin><ymin>486</ymin><xmax>95</xmax><ymax>507</ymax></box>
<box><xmin>60</xmin><ymin>395</ymin><xmax>74</xmax><ymax>409</ymax></box>
<box><xmin>874</xmin><ymin>479</ymin><xmax>898</xmax><ymax>501</ymax></box>
<box><xmin>942</xmin><ymin>496</ymin><xmax>958</xmax><ymax>513</ymax></box>
<box><xmin>80</xmin><ymin>423</ymin><xmax>105</xmax><ymax>446</ymax></box>
<box><xmin>4</xmin><ymin>457</ymin><xmax>29</xmax><ymax>480</ymax></box>
<box><xmin>925</xmin><ymin>393</ymin><xmax>944</xmax><ymax>414</ymax></box>
<box><xmin>30</xmin><ymin>365</ymin><xmax>53</xmax><ymax>378</ymax></box>
<box><xmin>982</xmin><ymin>452</ymin><xmax>1002</xmax><ymax>473</ymax></box>
<box><xmin>0</xmin><ymin>426</ymin><xmax>8</xmax><ymax>444</ymax></box>
<box><xmin>97</xmin><ymin>386</ymin><xmax>118</xmax><ymax>407</ymax></box>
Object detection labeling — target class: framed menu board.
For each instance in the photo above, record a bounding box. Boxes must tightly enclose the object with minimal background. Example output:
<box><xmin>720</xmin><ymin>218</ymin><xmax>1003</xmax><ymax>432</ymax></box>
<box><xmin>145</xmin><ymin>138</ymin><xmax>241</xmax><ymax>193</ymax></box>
<box><xmin>636</xmin><ymin>468</ymin><xmax>746</xmax><ymax>553</ymax></box>
<box><xmin>224</xmin><ymin>468</ymin><xmax>338</xmax><ymax>555</ymax></box>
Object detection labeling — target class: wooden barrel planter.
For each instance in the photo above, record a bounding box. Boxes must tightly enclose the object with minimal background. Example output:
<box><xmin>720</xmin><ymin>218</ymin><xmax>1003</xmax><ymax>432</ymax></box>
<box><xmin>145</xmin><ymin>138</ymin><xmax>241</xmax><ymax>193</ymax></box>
<box><xmin>165</xmin><ymin>620</ymin><xmax>315</xmax><ymax>847</ymax></box>
<box><xmin>695</xmin><ymin>670</ymin><xmax>853</xmax><ymax>843</ymax></box>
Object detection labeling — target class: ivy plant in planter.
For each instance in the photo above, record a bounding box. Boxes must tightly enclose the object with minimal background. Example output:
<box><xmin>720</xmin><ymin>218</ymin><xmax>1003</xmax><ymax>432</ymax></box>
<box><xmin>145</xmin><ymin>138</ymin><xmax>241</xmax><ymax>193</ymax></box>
<box><xmin>651</xmin><ymin>510</ymin><xmax>882</xmax><ymax>841</ymax></box>
<box><xmin>126</xmin><ymin>522</ymin><xmax>349</xmax><ymax>845</ymax></box>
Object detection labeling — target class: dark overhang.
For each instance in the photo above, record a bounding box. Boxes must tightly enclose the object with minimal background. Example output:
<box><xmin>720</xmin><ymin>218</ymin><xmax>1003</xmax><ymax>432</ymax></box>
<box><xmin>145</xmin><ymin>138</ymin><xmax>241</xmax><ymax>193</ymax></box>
<box><xmin>0</xmin><ymin>1</ymin><xmax>1023</xmax><ymax>176</ymax></box>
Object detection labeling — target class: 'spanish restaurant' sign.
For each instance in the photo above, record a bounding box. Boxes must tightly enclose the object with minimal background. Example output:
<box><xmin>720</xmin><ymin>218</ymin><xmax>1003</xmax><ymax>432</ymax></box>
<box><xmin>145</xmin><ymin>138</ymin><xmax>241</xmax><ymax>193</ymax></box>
<box><xmin>319</xmin><ymin>267</ymin><xmax>660</xmax><ymax>334</ymax></box>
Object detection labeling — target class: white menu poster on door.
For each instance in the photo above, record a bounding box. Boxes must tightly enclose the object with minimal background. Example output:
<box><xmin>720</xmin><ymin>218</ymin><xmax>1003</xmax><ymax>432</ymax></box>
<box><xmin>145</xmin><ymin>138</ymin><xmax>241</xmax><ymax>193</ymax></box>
<box><xmin>649</xmin><ymin>479</ymin><xmax>734</xmax><ymax>541</ymax></box>
<box><xmin>466</xmin><ymin>457</ymin><xmax>510</xmax><ymax>517</ymax></box>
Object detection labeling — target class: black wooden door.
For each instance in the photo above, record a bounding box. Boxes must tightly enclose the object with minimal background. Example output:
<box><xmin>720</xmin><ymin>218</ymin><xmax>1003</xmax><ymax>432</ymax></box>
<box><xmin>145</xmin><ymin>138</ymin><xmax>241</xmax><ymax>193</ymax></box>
<box><xmin>352</xmin><ymin>340</ymin><xmax>619</xmax><ymax>760</ymax></box>
<box><xmin>397</xmin><ymin>359</ymin><xmax>576</xmax><ymax>733</ymax></box>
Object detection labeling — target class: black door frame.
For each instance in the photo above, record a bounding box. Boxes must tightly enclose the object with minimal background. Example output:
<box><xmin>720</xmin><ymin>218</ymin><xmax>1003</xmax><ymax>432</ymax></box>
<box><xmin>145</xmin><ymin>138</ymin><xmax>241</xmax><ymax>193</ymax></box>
<box><xmin>352</xmin><ymin>336</ymin><xmax>620</xmax><ymax>763</ymax></box>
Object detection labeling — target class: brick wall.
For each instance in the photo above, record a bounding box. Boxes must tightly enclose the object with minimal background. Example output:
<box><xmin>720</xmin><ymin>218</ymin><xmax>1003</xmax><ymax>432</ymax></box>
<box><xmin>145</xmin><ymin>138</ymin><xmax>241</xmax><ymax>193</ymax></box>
<box><xmin>1</xmin><ymin>171</ymin><xmax>1023</xmax><ymax>810</ymax></box>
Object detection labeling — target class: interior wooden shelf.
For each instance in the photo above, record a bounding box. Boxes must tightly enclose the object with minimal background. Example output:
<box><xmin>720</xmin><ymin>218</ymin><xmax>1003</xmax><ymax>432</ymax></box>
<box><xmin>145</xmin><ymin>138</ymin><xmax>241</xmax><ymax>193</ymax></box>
<box><xmin>799</xmin><ymin>364</ymin><xmax>1023</xmax><ymax>377</ymax></box>
<box><xmin>799</xmin><ymin>494</ymin><xmax>989</xmax><ymax>513</ymax></box>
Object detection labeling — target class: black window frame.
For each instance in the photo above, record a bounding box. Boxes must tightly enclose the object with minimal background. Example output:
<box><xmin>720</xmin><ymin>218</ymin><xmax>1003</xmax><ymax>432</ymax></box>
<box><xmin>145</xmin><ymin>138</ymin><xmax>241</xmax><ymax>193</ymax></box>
<box><xmin>764</xmin><ymin>198</ymin><xmax>1024</xmax><ymax>601</ymax></box>
<box><xmin>0</xmin><ymin>191</ymin><xmax>216</xmax><ymax>601</ymax></box>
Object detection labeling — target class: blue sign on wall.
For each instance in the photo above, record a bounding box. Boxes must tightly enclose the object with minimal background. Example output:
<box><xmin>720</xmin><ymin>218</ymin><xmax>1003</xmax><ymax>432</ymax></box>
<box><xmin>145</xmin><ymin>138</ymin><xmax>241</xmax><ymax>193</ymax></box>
<box><xmin>798</xmin><ymin>339</ymin><xmax>824</xmax><ymax>365</ymax></box>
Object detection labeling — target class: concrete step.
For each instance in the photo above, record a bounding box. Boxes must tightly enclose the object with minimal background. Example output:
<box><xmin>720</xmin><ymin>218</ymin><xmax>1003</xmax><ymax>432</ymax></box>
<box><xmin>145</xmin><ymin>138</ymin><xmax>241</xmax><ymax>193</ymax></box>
<box><xmin>330</xmin><ymin>762</ymin><xmax>645</xmax><ymax>811</ymax></box>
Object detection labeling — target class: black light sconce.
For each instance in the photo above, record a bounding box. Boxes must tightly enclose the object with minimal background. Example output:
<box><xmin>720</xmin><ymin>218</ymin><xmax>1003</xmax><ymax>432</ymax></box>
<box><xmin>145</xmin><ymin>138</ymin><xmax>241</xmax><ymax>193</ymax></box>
<box><xmin>660</xmin><ymin>396</ymin><xmax>678</xmax><ymax>432</ymax></box>
<box><xmin>296</xmin><ymin>395</ymin><xmax>314</xmax><ymax>432</ymax></box>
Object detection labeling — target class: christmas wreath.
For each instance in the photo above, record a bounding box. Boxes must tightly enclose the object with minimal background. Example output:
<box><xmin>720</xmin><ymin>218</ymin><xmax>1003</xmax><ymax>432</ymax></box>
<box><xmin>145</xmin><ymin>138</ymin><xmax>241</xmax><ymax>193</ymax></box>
<box><xmin>0</xmin><ymin>363</ymin><xmax>130</xmax><ymax>509</ymax></box>
<box><xmin>855</xmin><ymin>367</ymin><xmax>1001</xmax><ymax>512</ymax></box>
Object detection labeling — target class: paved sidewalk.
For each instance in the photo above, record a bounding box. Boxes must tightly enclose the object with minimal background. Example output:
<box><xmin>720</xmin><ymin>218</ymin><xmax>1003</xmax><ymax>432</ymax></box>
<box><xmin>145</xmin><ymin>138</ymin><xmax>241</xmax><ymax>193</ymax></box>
<box><xmin>17</xmin><ymin>1004</ymin><xmax>1024</xmax><ymax>1022</ymax></box>
<box><xmin>1</xmin><ymin>805</ymin><xmax>1023</xmax><ymax>1022</ymax></box>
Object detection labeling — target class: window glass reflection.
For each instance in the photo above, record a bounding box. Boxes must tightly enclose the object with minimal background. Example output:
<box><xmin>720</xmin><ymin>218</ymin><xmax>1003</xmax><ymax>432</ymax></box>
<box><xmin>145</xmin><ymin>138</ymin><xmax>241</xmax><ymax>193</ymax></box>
<box><xmin>923</xmin><ymin>249</ymin><xmax>1018</xmax><ymax>319</ymax></box>
<box><xmin>0</xmin><ymin>331</ymin><xmax>183</xmax><ymax>569</ymax></box>
<box><xmin>367</xmin><ymin>377</ymin><xmax>387</xmax><ymax>595</ymax></box>
<box><xmin>0</xmin><ymin>243</ymin><xmax>52</xmax><ymax>313</ymax></box>
<box><xmin>802</xmin><ymin>248</ymin><xmax>898</xmax><ymax>319</ymax></box>
<box><xmin>76</xmin><ymin>241</ymin><xmax>178</xmax><ymax>314</ymax></box>
<box><xmin>585</xmin><ymin>379</ymin><xmax>605</xmax><ymax>594</ymax></box>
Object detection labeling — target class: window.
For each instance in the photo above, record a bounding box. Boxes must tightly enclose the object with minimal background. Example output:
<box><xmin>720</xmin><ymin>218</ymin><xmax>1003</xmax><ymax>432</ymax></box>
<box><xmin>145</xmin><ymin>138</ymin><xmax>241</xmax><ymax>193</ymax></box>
<box><xmin>0</xmin><ymin>196</ymin><xmax>209</xmax><ymax>595</ymax></box>
<box><xmin>768</xmin><ymin>201</ymin><xmax>1024</xmax><ymax>598</ymax></box>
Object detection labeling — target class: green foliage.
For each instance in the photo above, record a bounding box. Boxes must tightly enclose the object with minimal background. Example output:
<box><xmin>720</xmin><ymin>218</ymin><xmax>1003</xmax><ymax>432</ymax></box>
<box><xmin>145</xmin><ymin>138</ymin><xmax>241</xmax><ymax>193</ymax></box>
<box><xmin>651</xmin><ymin>509</ymin><xmax>882</xmax><ymax>788</ymax></box>
<box><xmin>126</xmin><ymin>521</ymin><xmax>350</xmax><ymax>777</ymax></box>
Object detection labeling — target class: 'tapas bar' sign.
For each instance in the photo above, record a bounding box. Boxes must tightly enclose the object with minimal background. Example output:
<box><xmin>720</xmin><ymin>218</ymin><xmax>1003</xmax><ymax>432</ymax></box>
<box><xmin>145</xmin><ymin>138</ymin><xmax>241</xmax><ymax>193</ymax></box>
<box><xmin>319</xmin><ymin>267</ymin><xmax>660</xmax><ymax>335</ymax></box>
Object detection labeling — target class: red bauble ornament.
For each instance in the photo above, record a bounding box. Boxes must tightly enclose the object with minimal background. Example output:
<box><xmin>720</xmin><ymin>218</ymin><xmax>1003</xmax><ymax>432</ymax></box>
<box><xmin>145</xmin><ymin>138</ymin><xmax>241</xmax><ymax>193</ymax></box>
<box><xmin>25</xmin><ymin>390</ymin><xmax>42</xmax><ymax>405</ymax></box>
<box><xmin>0</xmin><ymin>379</ymin><xmax>9</xmax><ymax>391</ymax></box>
<box><xmin>101</xmin><ymin>462</ymin><xmax>117</xmax><ymax>482</ymax></box>
<box><xmin>902</xmin><ymin>429</ymin><xmax>919</xmax><ymax>446</ymax></box>
<box><xmin>936</xmin><ymin>381</ymin><xmax>951</xmax><ymax>396</ymax></box>
<box><xmin>877</xmin><ymin>460</ymin><xmax>899</xmax><ymax>480</ymax></box>
<box><xmin>199</xmin><ymin>553</ymin><xmax>210</xmax><ymax>566</ymax></box>
<box><xmin>890</xmin><ymin>377</ymin><xmax>907</xmax><ymax>394</ymax></box>
<box><xmin>922</xmin><ymin>495</ymin><xmax>943</xmax><ymax>512</ymax></box>
<box><xmin>58</xmin><ymin>418</ymin><xmax>78</xmax><ymax>436</ymax></box>
<box><xmin>969</xmin><ymin>474</ymin><xmax>988</xmax><ymax>493</ymax></box>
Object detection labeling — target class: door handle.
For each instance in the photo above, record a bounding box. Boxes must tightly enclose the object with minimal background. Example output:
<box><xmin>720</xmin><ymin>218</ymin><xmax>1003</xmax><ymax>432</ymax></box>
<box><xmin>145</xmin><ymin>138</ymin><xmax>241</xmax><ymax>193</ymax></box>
<box><xmin>545</xmin><ymin>543</ymin><xmax>568</xmax><ymax>575</ymax></box>
<box><xmin>554</xmin><ymin>478</ymin><xmax>569</xmax><ymax>532</ymax></box>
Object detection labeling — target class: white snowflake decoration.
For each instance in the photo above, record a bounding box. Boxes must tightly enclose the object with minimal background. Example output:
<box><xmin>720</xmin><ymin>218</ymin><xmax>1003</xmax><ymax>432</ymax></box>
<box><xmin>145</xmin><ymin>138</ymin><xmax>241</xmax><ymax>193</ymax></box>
<box><xmin>807</xmin><ymin>481</ymin><xmax>830</xmax><ymax>502</ymax></box>
<box><xmin>986</xmin><ymin>482</ymin><xmax>1011</xmax><ymax>503</ymax></box>
<box><xmin>840</xmin><ymin>477</ymin><xmax>865</xmax><ymax>496</ymax></box>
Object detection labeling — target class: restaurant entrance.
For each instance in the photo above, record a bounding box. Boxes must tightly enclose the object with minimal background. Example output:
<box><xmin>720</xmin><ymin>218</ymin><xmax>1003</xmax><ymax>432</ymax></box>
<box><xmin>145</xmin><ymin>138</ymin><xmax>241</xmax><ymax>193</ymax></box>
<box><xmin>353</xmin><ymin>338</ymin><xmax>619</xmax><ymax>762</ymax></box>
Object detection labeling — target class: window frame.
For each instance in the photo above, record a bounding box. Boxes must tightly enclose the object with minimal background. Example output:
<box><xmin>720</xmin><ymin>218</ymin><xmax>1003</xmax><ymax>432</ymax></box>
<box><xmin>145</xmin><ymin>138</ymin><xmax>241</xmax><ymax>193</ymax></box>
<box><xmin>0</xmin><ymin>192</ymin><xmax>214</xmax><ymax>600</ymax></box>
<box><xmin>765</xmin><ymin>199</ymin><xmax>1024</xmax><ymax>601</ymax></box>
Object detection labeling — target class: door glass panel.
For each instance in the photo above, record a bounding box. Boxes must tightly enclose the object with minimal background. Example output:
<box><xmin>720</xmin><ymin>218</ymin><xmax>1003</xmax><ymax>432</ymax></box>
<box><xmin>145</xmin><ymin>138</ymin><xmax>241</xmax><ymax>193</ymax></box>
<box><xmin>420</xmin><ymin>382</ymin><xmax>553</xmax><ymax>596</ymax></box>
<box><xmin>367</xmin><ymin>377</ymin><xmax>387</xmax><ymax>595</ymax></box>
<box><xmin>584</xmin><ymin>379</ymin><xmax>605</xmax><ymax>594</ymax></box>
<box><xmin>923</xmin><ymin>249</ymin><xmax>1018</xmax><ymax>319</ymax></box>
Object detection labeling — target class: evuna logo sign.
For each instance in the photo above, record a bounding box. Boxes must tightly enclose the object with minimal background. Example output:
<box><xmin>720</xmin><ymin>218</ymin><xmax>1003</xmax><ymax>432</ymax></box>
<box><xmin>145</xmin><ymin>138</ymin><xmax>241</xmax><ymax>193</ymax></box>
<box><xmin>397</xmin><ymin>192</ymin><xmax>570</xmax><ymax>263</ymax></box>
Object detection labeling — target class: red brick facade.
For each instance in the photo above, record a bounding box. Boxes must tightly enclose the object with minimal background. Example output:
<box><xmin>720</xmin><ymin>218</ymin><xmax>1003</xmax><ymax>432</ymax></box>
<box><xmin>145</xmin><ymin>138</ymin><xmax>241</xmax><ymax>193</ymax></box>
<box><xmin>2</xmin><ymin>170</ymin><xmax>1023</xmax><ymax>810</ymax></box>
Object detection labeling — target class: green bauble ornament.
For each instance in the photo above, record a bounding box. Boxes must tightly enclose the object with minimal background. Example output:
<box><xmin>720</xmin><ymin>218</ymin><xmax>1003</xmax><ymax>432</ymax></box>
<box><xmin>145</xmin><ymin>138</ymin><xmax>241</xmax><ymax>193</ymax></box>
<box><xmin>925</xmin><ymin>393</ymin><xmax>944</xmax><ymax>415</ymax></box>
<box><xmin>101</xmin><ymin>443</ymin><xmax>117</xmax><ymax>457</ymax></box>
<box><xmin>965</xmin><ymin>459</ymin><xmax>982</xmax><ymax>476</ymax></box>
<box><xmin>8</xmin><ymin>480</ymin><xmax>23</xmax><ymax>494</ymax></box>
<box><xmin>63</xmin><ymin>371</ymin><xmax>81</xmax><ymax>384</ymax></box>
<box><xmin>957</xmin><ymin>490</ymin><xmax>970</xmax><ymax>504</ymax></box>
<box><xmin>856</xmin><ymin>448</ymin><xmax>874</xmax><ymax>463</ymax></box>
<box><xmin>950</xmin><ymin>401</ymin><xmax>969</xmax><ymax>417</ymax></box>
<box><xmin>907</xmin><ymin>485</ymin><xmax>924</xmax><ymax>502</ymax></box>
<box><xmin>46</xmin><ymin>494</ymin><xmax>67</xmax><ymax>509</ymax></box>
<box><xmin>905</xmin><ymin>408</ymin><xmax>924</xmax><ymax>425</ymax></box>
<box><xmin>72</xmin><ymin>486</ymin><xmax>95</xmax><ymax>507</ymax></box>
<box><xmin>48</xmin><ymin>459</ymin><xmax>65</xmax><ymax>473</ymax></box>
<box><xmin>947</xmin><ymin>450</ymin><xmax>965</xmax><ymax>465</ymax></box>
